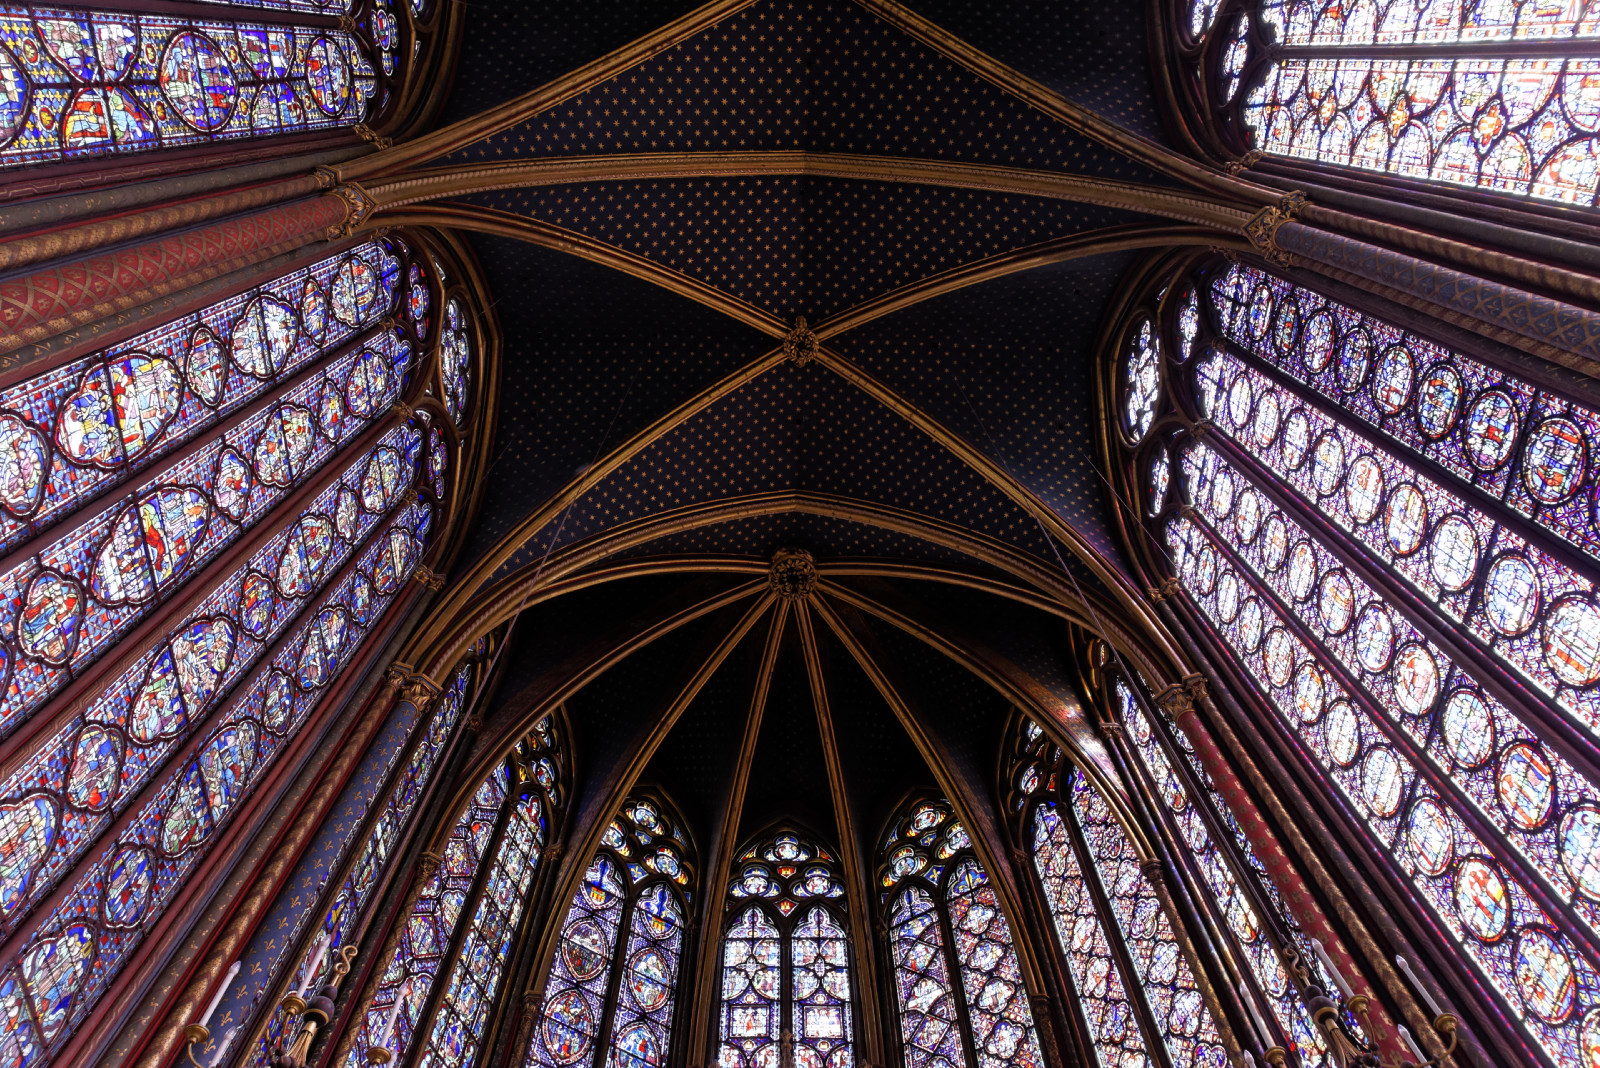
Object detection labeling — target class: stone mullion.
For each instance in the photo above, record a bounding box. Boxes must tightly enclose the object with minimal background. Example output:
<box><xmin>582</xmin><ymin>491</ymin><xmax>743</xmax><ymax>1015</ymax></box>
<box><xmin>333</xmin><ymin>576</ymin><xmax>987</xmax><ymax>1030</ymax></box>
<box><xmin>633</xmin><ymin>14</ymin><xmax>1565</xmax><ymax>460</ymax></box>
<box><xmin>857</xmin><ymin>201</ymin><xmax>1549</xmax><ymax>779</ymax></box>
<box><xmin>1098</xmin><ymin>716</ymin><xmax>1248</xmax><ymax>1062</ymax></box>
<box><xmin>1051</xmin><ymin>785</ymin><xmax>1178</xmax><ymax>1068</ymax></box>
<box><xmin>393</xmin><ymin>774</ymin><xmax>518</xmax><ymax>1068</ymax></box>
<box><xmin>928</xmin><ymin>875</ymin><xmax>984</xmax><ymax>1068</ymax></box>
<box><xmin>83</xmin><ymin>578</ymin><xmax>429</xmax><ymax>1068</ymax></box>
<box><xmin>1005</xmin><ymin>830</ymin><xmax>1098</xmax><ymax>1068</ymax></box>
<box><xmin>319</xmin><ymin>705</ymin><xmax>488</xmax><ymax>1068</ymax></box>
<box><xmin>0</xmin><ymin>428</ymin><xmax>418</xmax><ymax>969</ymax></box>
<box><xmin>1154</xmin><ymin>596</ymin><xmax>1483</xmax><ymax>1067</ymax></box>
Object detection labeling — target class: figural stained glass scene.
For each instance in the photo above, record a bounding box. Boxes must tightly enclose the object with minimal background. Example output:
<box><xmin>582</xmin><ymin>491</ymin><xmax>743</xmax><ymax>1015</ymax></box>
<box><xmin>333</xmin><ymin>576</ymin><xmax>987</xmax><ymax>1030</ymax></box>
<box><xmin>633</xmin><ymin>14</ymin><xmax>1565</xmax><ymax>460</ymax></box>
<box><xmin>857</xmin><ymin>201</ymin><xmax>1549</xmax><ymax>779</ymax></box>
<box><xmin>2</xmin><ymin>5</ymin><xmax>1599</xmax><ymax>1068</ymax></box>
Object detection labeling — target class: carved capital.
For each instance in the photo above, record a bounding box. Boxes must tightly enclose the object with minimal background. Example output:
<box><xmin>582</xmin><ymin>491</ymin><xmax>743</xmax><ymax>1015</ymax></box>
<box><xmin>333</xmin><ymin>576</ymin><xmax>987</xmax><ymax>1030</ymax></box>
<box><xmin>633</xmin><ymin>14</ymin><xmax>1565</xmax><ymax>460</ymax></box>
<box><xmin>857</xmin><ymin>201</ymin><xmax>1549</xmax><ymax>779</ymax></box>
<box><xmin>390</xmin><ymin>399</ymin><xmax>417</xmax><ymax>419</ymax></box>
<box><xmin>1139</xmin><ymin>858</ymin><xmax>1167</xmax><ymax>881</ymax></box>
<box><xmin>1224</xmin><ymin>149</ymin><xmax>1263</xmax><ymax>175</ymax></box>
<box><xmin>312</xmin><ymin>164</ymin><xmax>341</xmax><ymax>191</ymax></box>
<box><xmin>1190</xmin><ymin>418</ymin><xmax>1215</xmax><ymax>440</ymax></box>
<box><xmin>769</xmin><ymin>547</ymin><xmax>817</xmax><ymax>599</ymax></box>
<box><xmin>463</xmin><ymin>714</ymin><xmax>484</xmax><ymax>733</ymax></box>
<box><xmin>783</xmin><ymin>316</ymin><xmax>818</xmax><ymax>366</ymax></box>
<box><xmin>326</xmin><ymin>181</ymin><xmax>378</xmax><ymax>240</ymax></box>
<box><xmin>1209</xmin><ymin>244</ymin><xmax>1240</xmax><ymax>264</ymax></box>
<box><xmin>352</xmin><ymin>123</ymin><xmax>394</xmax><ymax>150</ymax></box>
<box><xmin>1243</xmin><ymin>190</ymin><xmax>1307</xmax><ymax>267</ymax></box>
<box><xmin>1147</xmin><ymin>577</ymin><xmax>1182</xmax><ymax>604</ymax></box>
<box><xmin>417</xmin><ymin>851</ymin><xmax>443</xmax><ymax>881</ymax></box>
<box><xmin>1181</xmin><ymin>673</ymin><xmax>1209</xmax><ymax>702</ymax></box>
<box><xmin>383</xmin><ymin>663</ymin><xmax>412</xmax><ymax>691</ymax></box>
<box><xmin>412</xmin><ymin>566</ymin><xmax>446</xmax><ymax>591</ymax></box>
<box><xmin>1155</xmin><ymin>682</ymin><xmax>1197</xmax><ymax>722</ymax></box>
<box><xmin>522</xmin><ymin>989</ymin><xmax>542</xmax><ymax>1012</ymax></box>
<box><xmin>402</xmin><ymin>673</ymin><xmax>442</xmax><ymax>704</ymax></box>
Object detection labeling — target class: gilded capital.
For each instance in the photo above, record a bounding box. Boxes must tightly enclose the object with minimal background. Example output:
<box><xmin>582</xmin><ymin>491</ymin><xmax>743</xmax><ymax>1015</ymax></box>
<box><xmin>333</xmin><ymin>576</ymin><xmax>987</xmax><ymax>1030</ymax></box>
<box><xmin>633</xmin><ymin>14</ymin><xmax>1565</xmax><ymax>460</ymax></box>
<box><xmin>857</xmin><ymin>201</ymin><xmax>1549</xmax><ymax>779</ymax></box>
<box><xmin>1155</xmin><ymin>683</ymin><xmax>1196</xmax><ymax>722</ymax></box>
<box><xmin>1147</xmin><ymin>577</ymin><xmax>1181</xmax><ymax>604</ymax></box>
<box><xmin>1243</xmin><ymin>190</ymin><xmax>1307</xmax><ymax>267</ymax></box>
<box><xmin>326</xmin><ymin>181</ymin><xmax>378</xmax><ymax>240</ymax></box>
<box><xmin>417</xmin><ymin>851</ymin><xmax>443</xmax><ymax>881</ymax></box>
<box><xmin>412</xmin><ymin>566</ymin><xmax>446</xmax><ymax>591</ymax></box>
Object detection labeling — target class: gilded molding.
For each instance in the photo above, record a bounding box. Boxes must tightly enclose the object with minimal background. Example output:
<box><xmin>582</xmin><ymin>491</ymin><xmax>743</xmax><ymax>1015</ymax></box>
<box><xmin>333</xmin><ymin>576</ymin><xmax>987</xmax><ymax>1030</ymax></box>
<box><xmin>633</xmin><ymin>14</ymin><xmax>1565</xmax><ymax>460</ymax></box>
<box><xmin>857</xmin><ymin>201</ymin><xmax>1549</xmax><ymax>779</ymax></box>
<box><xmin>1243</xmin><ymin>190</ymin><xmax>1308</xmax><ymax>267</ymax></box>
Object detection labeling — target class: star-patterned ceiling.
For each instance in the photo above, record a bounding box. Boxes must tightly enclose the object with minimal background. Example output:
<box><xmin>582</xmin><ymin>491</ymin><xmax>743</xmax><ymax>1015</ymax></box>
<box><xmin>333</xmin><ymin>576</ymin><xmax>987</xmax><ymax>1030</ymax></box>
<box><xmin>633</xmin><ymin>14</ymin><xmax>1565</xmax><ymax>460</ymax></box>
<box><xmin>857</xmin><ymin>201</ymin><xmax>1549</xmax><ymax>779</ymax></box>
<box><xmin>431</xmin><ymin>0</ymin><xmax>1172</xmax><ymax>882</ymax></box>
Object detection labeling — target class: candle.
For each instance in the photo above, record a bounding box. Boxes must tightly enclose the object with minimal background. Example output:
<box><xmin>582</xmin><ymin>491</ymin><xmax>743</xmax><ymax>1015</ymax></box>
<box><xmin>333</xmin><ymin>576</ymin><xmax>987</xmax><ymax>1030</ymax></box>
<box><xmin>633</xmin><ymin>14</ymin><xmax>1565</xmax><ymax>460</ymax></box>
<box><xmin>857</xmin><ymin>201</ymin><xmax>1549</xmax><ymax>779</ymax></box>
<box><xmin>1239</xmin><ymin>982</ymin><xmax>1273</xmax><ymax>1046</ymax></box>
<box><xmin>198</xmin><ymin>960</ymin><xmax>241</xmax><ymax>1030</ymax></box>
<box><xmin>298</xmin><ymin>932</ymin><xmax>330</xmax><ymax>998</ymax></box>
<box><xmin>212</xmin><ymin>1026</ymin><xmax>238</xmax><ymax>1067</ymax></box>
<box><xmin>1398</xmin><ymin>1025</ymin><xmax>1427</xmax><ymax>1066</ymax></box>
<box><xmin>1311</xmin><ymin>939</ymin><xmax>1353</xmax><ymax>999</ymax></box>
<box><xmin>380</xmin><ymin>989</ymin><xmax>406</xmax><ymax>1047</ymax></box>
<box><xmin>1395</xmin><ymin>955</ymin><xmax>1445</xmax><ymax>1018</ymax></box>
<box><xmin>1241</xmin><ymin>1051</ymin><xmax>1258</xmax><ymax>1068</ymax></box>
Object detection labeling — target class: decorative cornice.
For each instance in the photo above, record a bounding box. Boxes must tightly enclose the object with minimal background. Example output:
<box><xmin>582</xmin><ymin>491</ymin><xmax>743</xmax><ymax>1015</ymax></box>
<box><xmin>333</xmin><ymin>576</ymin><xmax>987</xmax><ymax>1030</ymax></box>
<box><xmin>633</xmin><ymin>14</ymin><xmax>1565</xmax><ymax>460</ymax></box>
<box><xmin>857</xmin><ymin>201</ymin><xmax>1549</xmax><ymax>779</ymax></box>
<box><xmin>1243</xmin><ymin>190</ymin><xmax>1308</xmax><ymax>267</ymax></box>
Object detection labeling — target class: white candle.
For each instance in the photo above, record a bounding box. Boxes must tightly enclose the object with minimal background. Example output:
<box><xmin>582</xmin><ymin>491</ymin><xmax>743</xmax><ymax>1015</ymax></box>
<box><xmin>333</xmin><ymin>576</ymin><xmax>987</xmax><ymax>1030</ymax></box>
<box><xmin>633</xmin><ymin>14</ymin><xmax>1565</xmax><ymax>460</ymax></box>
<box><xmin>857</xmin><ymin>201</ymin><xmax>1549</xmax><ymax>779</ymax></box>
<box><xmin>380</xmin><ymin>989</ymin><xmax>406</xmax><ymax>1047</ymax></box>
<box><xmin>198</xmin><ymin>961</ymin><xmax>241</xmax><ymax>1030</ymax></box>
<box><xmin>1311</xmin><ymin>939</ymin><xmax>1353</xmax><ymax>999</ymax></box>
<box><xmin>1239</xmin><ymin>982</ymin><xmax>1273</xmax><ymax>1046</ymax></box>
<box><xmin>212</xmin><ymin>1027</ymin><xmax>238</xmax><ymax>1067</ymax></box>
<box><xmin>299</xmin><ymin>933</ymin><xmax>330</xmax><ymax>998</ymax></box>
<box><xmin>1241</xmin><ymin>1051</ymin><xmax>1258</xmax><ymax>1068</ymax></box>
<box><xmin>1395</xmin><ymin>955</ymin><xmax>1445</xmax><ymax>1018</ymax></box>
<box><xmin>1398</xmin><ymin>1025</ymin><xmax>1427</xmax><ymax>1066</ymax></box>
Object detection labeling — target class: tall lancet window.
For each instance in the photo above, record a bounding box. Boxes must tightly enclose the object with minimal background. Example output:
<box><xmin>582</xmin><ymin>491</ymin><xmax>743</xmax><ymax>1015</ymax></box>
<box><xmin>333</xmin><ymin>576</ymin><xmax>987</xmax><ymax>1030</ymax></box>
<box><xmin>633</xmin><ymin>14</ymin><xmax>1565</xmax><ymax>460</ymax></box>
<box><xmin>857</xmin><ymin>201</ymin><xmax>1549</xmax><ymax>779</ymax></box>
<box><xmin>0</xmin><ymin>0</ymin><xmax>407</xmax><ymax>170</ymax></box>
<box><xmin>525</xmin><ymin>794</ymin><xmax>695</xmax><ymax>1068</ymax></box>
<box><xmin>343</xmin><ymin>725</ymin><xmax>564</xmax><ymax>1068</ymax></box>
<box><xmin>1107</xmin><ymin>250</ymin><xmax>1600</xmax><ymax>1068</ymax></box>
<box><xmin>880</xmin><ymin>798</ymin><xmax>1044</xmax><ymax>1068</ymax></box>
<box><xmin>0</xmin><ymin>227</ymin><xmax>470</xmax><ymax>1066</ymax></box>
<box><xmin>716</xmin><ymin>829</ymin><xmax>854</xmax><ymax>1068</ymax></box>
<box><xmin>1190</xmin><ymin>0</ymin><xmax>1600</xmax><ymax>206</ymax></box>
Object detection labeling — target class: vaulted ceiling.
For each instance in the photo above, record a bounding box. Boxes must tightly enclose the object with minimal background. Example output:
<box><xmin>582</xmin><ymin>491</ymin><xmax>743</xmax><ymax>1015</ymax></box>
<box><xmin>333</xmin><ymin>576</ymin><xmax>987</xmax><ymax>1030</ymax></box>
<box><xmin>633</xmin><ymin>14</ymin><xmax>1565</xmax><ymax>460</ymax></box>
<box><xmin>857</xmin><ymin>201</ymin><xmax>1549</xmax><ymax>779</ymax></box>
<box><xmin>423</xmin><ymin>0</ymin><xmax>1176</xmax><ymax>883</ymax></box>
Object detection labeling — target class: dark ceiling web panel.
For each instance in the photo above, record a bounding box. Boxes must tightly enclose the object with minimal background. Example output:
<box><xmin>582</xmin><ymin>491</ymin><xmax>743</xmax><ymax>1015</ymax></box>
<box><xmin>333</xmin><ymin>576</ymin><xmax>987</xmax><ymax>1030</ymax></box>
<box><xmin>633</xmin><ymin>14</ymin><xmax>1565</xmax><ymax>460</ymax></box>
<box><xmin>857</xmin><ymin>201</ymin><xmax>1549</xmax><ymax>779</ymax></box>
<box><xmin>459</xmin><ymin>177</ymin><xmax>1140</xmax><ymax>322</ymax></box>
<box><xmin>490</xmin><ymin>362</ymin><xmax>1066</xmax><ymax>580</ymax></box>
<box><xmin>737</xmin><ymin>635</ymin><xmax>840</xmax><ymax>845</ymax></box>
<box><xmin>827</xmin><ymin>253</ymin><xmax>1139</xmax><ymax>570</ymax></box>
<box><xmin>445</xmin><ymin>0</ymin><xmax>1169</xmax><ymax>183</ymax></box>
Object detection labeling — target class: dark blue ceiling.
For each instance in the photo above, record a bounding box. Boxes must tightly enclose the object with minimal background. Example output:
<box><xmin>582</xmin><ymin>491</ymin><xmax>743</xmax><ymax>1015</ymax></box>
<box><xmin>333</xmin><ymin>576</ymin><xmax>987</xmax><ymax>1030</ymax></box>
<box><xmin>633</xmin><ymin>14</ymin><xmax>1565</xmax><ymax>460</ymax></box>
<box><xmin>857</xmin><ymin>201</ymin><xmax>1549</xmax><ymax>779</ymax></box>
<box><xmin>440</xmin><ymin>0</ymin><xmax>1165</xmax><ymax>842</ymax></box>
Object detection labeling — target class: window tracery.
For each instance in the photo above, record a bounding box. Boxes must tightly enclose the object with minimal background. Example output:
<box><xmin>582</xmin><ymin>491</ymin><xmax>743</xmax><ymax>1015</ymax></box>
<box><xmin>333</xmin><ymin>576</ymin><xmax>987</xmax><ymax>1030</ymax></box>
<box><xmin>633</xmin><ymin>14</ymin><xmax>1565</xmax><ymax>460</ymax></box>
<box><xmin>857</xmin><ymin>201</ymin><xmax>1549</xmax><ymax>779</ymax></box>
<box><xmin>1006</xmin><ymin>720</ymin><xmax>1231</xmax><ymax>1068</ymax></box>
<box><xmin>0</xmin><ymin>4</ymin><xmax>384</xmax><ymax>169</ymax></box>
<box><xmin>1191</xmin><ymin>0</ymin><xmax>1600</xmax><ymax>206</ymax></box>
<box><xmin>880</xmin><ymin>798</ymin><xmax>1044</xmax><ymax>1068</ymax></box>
<box><xmin>1111</xmin><ymin>250</ymin><xmax>1600</xmax><ymax>1068</ymax></box>
<box><xmin>525</xmin><ymin>793</ymin><xmax>694</xmax><ymax>1068</ymax></box>
<box><xmin>0</xmin><ymin>226</ymin><xmax>476</xmax><ymax>1065</ymax></box>
<box><xmin>344</xmin><ymin>726</ymin><xmax>564</xmax><ymax>1068</ymax></box>
<box><xmin>716</xmin><ymin>829</ymin><xmax>854</xmax><ymax>1068</ymax></box>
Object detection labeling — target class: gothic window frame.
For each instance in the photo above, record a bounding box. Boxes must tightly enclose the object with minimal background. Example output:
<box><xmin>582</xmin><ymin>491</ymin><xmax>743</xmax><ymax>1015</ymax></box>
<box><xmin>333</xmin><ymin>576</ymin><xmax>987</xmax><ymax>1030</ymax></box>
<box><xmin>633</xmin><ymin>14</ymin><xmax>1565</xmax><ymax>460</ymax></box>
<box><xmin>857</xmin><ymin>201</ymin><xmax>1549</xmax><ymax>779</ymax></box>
<box><xmin>878</xmin><ymin>794</ymin><xmax>1045</xmax><ymax>1068</ymax></box>
<box><xmin>0</xmin><ymin>223</ymin><xmax>493</xmax><ymax>1068</ymax></box>
<box><xmin>714</xmin><ymin>825</ymin><xmax>857</xmax><ymax>1068</ymax></box>
<box><xmin>1099</xmin><ymin>245</ymin><xmax>1600</xmax><ymax>1068</ymax></box>
<box><xmin>524</xmin><ymin>788</ymin><xmax>698</xmax><ymax>1068</ymax></box>
<box><xmin>1159</xmin><ymin>0</ymin><xmax>1600</xmax><ymax>219</ymax></box>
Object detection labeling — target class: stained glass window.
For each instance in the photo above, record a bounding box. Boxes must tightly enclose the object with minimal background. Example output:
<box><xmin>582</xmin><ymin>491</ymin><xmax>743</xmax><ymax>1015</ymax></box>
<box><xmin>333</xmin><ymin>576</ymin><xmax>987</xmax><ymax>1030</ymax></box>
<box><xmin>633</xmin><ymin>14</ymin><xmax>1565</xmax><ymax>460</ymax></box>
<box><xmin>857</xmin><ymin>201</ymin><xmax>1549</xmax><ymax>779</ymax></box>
<box><xmin>1121</xmin><ymin>251</ymin><xmax>1600</xmax><ymax>1067</ymax></box>
<box><xmin>525</xmin><ymin>794</ymin><xmax>694</xmax><ymax>1068</ymax></box>
<box><xmin>0</xmin><ymin>4</ymin><xmax>387</xmax><ymax>169</ymax></box>
<box><xmin>881</xmin><ymin>799</ymin><xmax>1044</xmax><ymax>1068</ymax></box>
<box><xmin>1201</xmin><ymin>0</ymin><xmax>1600</xmax><ymax>205</ymax></box>
<box><xmin>716</xmin><ymin>830</ymin><xmax>853</xmax><ymax>1068</ymax></box>
<box><xmin>440</xmin><ymin>297</ymin><xmax>474</xmax><ymax>427</ymax></box>
<box><xmin>1123</xmin><ymin>319</ymin><xmax>1163</xmax><ymax>443</ymax></box>
<box><xmin>341</xmin><ymin>729</ymin><xmax>560</xmax><ymax>1068</ymax></box>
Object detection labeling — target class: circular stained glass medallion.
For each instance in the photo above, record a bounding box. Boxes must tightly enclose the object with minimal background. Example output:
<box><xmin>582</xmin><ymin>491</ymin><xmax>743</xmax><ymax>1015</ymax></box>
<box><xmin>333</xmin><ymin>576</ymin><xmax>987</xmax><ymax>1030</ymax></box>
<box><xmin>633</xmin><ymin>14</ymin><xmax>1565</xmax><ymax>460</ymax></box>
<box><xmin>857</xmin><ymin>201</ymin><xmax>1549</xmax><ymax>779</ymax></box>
<box><xmin>1370</xmin><ymin>345</ymin><xmax>1415</xmax><ymax>415</ymax></box>
<box><xmin>1325</xmin><ymin>701</ymin><xmax>1361</xmax><ymax>766</ymax></box>
<box><xmin>1355</xmin><ymin>604</ymin><xmax>1396</xmax><ymax>671</ymax></box>
<box><xmin>1345</xmin><ymin>455</ymin><xmax>1385</xmax><ymax>524</ymax></box>
<box><xmin>1361</xmin><ymin>747</ymin><xmax>1405</xmax><ymax>817</ymax></box>
<box><xmin>1287</xmin><ymin>541</ymin><xmax>1318</xmax><ymax>601</ymax></box>
<box><xmin>1262</xmin><ymin>516</ymin><xmax>1289</xmax><ymax>570</ymax></box>
<box><xmin>1292</xmin><ymin>664</ymin><xmax>1325</xmax><ymax>723</ymax></box>
<box><xmin>1302</xmin><ymin>309</ymin><xmax>1336</xmax><ymax>373</ymax></box>
<box><xmin>1336</xmin><ymin>330</ymin><xmax>1372</xmax><ymax>393</ymax></box>
<box><xmin>1252</xmin><ymin>392</ymin><xmax>1281</xmax><ymax>449</ymax></box>
<box><xmin>1238</xmin><ymin>600</ymin><xmax>1264</xmax><ymax>652</ymax></box>
<box><xmin>1271</xmin><ymin>297</ymin><xmax>1299</xmax><ymax>357</ymax></box>
<box><xmin>1283</xmin><ymin>411</ymin><xmax>1313</xmax><ymax>468</ymax></box>
<box><xmin>1483</xmin><ymin>554</ymin><xmax>1541</xmax><ymax>637</ymax></box>
<box><xmin>1311</xmin><ymin>432</ymin><xmax>1345</xmax><ymax>496</ymax></box>
<box><xmin>542</xmin><ymin>990</ymin><xmax>596</xmax><ymax>1064</ymax></box>
<box><xmin>1228</xmin><ymin>376</ymin><xmax>1254</xmax><ymax>432</ymax></box>
<box><xmin>1234</xmin><ymin>490</ymin><xmax>1263</xmax><ymax>542</ymax></box>
<box><xmin>1455</xmin><ymin>858</ymin><xmax>1511</xmax><ymax>941</ymax></box>
<box><xmin>1416</xmin><ymin>364</ymin><xmax>1465</xmax><ymax>439</ymax></box>
<box><xmin>1407</xmin><ymin>798</ymin><xmax>1455</xmax><ymax>877</ymax></box>
<box><xmin>1514</xmin><ymin>928</ymin><xmax>1577</xmax><ymax>1023</ymax></box>
<box><xmin>561</xmin><ymin>919</ymin><xmax>611</xmax><ymax>981</ymax></box>
<box><xmin>1560</xmin><ymin>805</ymin><xmax>1600</xmax><ymax>901</ymax></box>
<box><xmin>1217</xmin><ymin>571</ymin><xmax>1241</xmax><ymax>623</ymax></box>
<box><xmin>1543</xmin><ymin>597</ymin><xmax>1600</xmax><ymax>686</ymax></box>
<box><xmin>1441</xmin><ymin>690</ymin><xmax>1496</xmax><ymax>769</ymax></box>
<box><xmin>1263</xmin><ymin>628</ymin><xmax>1296</xmax><ymax>687</ymax></box>
<box><xmin>1524</xmin><ymin>418</ymin><xmax>1586</xmax><ymax>504</ymax></box>
<box><xmin>1465</xmin><ymin>390</ymin><xmax>1520</xmax><ymax>471</ymax></box>
<box><xmin>1498</xmin><ymin>742</ymin><xmax>1556</xmax><ymax>830</ymax></box>
<box><xmin>1429</xmin><ymin>516</ymin><xmax>1480</xmax><ymax>592</ymax></box>
<box><xmin>1319</xmin><ymin>570</ymin><xmax>1355</xmax><ymax>634</ymax></box>
<box><xmin>1384</xmin><ymin>484</ymin><xmax>1428</xmax><ymax>556</ymax></box>
<box><xmin>1392</xmin><ymin>644</ymin><xmax>1441</xmax><ymax>717</ymax></box>
<box><xmin>627</xmin><ymin>948</ymin><xmax>673</xmax><ymax>1011</ymax></box>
